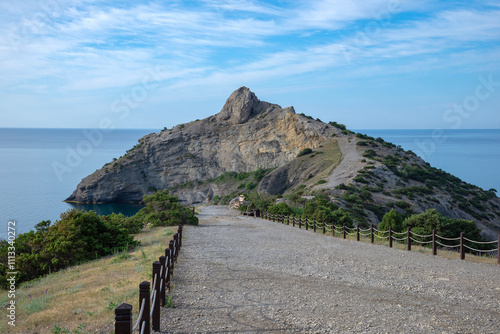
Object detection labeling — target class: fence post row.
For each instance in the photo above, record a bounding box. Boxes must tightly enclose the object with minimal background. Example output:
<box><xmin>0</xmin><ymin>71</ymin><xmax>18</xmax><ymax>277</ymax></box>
<box><xmin>259</xmin><ymin>212</ymin><xmax>500</xmax><ymax>265</ymax></box>
<box><xmin>115</xmin><ymin>222</ymin><xmax>184</xmax><ymax>334</ymax></box>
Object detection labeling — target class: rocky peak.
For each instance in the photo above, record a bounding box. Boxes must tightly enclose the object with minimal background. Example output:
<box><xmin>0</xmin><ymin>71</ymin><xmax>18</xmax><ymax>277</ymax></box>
<box><xmin>216</xmin><ymin>87</ymin><xmax>269</xmax><ymax>124</ymax></box>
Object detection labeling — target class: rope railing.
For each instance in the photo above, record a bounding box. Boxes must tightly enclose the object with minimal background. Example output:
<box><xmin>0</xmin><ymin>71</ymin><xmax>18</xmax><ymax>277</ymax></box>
<box><xmin>260</xmin><ymin>211</ymin><xmax>500</xmax><ymax>265</ymax></box>
<box><xmin>437</xmin><ymin>235</ymin><xmax>461</xmax><ymax>241</ymax></box>
<box><xmin>132</xmin><ymin>298</ymin><xmax>146</xmax><ymax>332</ymax></box>
<box><xmin>463</xmin><ymin>237</ymin><xmax>497</xmax><ymax>244</ymax></box>
<box><xmin>114</xmin><ymin>221</ymin><xmax>185</xmax><ymax>334</ymax></box>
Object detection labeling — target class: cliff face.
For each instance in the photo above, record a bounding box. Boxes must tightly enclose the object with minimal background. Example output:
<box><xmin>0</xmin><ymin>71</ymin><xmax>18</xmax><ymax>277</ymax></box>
<box><xmin>66</xmin><ymin>87</ymin><xmax>500</xmax><ymax>238</ymax></box>
<box><xmin>66</xmin><ymin>87</ymin><xmax>333</xmax><ymax>203</ymax></box>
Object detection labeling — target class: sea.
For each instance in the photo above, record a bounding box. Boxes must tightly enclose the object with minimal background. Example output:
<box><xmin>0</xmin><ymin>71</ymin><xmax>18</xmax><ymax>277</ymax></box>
<box><xmin>1</xmin><ymin>128</ymin><xmax>499</xmax><ymax>239</ymax></box>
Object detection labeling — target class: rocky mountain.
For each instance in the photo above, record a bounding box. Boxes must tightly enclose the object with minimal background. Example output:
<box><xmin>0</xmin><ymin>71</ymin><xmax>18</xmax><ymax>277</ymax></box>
<box><xmin>66</xmin><ymin>87</ymin><xmax>500</xmax><ymax>238</ymax></box>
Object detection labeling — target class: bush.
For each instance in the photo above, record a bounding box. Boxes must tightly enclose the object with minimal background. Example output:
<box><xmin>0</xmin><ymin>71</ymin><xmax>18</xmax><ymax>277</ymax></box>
<box><xmin>362</xmin><ymin>149</ymin><xmax>377</xmax><ymax>159</ymax></box>
<box><xmin>302</xmin><ymin>194</ymin><xmax>339</xmax><ymax>223</ymax></box>
<box><xmin>0</xmin><ymin>210</ymin><xmax>137</xmax><ymax>289</ymax></box>
<box><xmin>134</xmin><ymin>190</ymin><xmax>198</xmax><ymax>226</ymax></box>
<box><xmin>267</xmin><ymin>203</ymin><xmax>293</xmax><ymax>216</ymax></box>
<box><xmin>297</xmin><ymin>148</ymin><xmax>313</xmax><ymax>157</ymax></box>
<box><xmin>378</xmin><ymin>209</ymin><xmax>404</xmax><ymax>233</ymax></box>
<box><xmin>328</xmin><ymin>121</ymin><xmax>346</xmax><ymax>130</ymax></box>
<box><xmin>403</xmin><ymin>209</ymin><xmax>483</xmax><ymax>242</ymax></box>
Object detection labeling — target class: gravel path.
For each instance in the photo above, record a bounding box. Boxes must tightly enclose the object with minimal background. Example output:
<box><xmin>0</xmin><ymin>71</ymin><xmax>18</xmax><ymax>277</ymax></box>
<box><xmin>159</xmin><ymin>206</ymin><xmax>500</xmax><ymax>333</ymax></box>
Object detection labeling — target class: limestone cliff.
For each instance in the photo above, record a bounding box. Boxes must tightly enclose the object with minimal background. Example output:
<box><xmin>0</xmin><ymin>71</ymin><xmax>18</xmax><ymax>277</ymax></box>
<box><xmin>66</xmin><ymin>87</ymin><xmax>333</xmax><ymax>203</ymax></box>
<box><xmin>66</xmin><ymin>87</ymin><xmax>500</xmax><ymax>238</ymax></box>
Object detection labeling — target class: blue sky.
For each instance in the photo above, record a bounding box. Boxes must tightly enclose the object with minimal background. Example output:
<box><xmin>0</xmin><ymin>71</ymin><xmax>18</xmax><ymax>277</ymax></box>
<box><xmin>1</xmin><ymin>0</ymin><xmax>499</xmax><ymax>129</ymax></box>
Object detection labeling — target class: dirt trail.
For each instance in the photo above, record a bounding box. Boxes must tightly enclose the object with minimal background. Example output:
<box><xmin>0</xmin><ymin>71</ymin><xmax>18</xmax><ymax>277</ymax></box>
<box><xmin>321</xmin><ymin>136</ymin><xmax>365</xmax><ymax>189</ymax></box>
<box><xmin>159</xmin><ymin>206</ymin><xmax>500</xmax><ymax>333</ymax></box>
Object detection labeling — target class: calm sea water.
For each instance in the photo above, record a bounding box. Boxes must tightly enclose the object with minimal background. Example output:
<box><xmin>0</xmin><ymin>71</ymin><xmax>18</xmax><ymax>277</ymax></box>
<box><xmin>1</xmin><ymin>128</ymin><xmax>499</xmax><ymax>239</ymax></box>
<box><xmin>0</xmin><ymin>128</ymin><xmax>157</xmax><ymax>239</ymax></box>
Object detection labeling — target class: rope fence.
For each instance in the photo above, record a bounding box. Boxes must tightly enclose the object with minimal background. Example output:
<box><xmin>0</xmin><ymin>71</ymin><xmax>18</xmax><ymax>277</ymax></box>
<box><xmin>261</xmin><ymin>212</ymin><xmax>500</xmax><ymax>265</ymax></box>
<box><xmin>114</xmin><ymin>218</ymin><xmax>185</xmax><ymax>334</ymax></box>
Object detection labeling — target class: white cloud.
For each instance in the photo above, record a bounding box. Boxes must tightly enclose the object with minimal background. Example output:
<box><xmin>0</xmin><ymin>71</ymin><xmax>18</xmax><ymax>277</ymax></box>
<box><xmin>1</xmin><ymin>0</ymin><xmax>500</xmax><ymax>128</ymax></box>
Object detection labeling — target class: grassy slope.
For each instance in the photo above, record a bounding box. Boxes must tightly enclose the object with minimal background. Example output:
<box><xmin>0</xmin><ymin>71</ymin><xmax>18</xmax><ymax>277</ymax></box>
<box><xmin>288</xmin><ymin>138</ymin><xmax>342</xmax><ymax>192</ymax></box>
<box><xmin>0</xmin><ymin>226</ymin><xmax>176</xmax><ymax>334</ymax></box>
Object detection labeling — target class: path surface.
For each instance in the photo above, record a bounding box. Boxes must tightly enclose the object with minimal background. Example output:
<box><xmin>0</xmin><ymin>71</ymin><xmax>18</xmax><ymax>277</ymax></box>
<box><xmin>159</xmin><ymin>206</ymin><xmax>499</xmax><ymax>333</ymax></box>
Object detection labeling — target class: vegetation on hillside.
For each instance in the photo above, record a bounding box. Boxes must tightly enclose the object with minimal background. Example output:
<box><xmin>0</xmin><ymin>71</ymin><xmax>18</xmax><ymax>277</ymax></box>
<box><xmin>0</xmin><ymin>190</ymin><xmax>196</xmax><ymax>289</ymax></box>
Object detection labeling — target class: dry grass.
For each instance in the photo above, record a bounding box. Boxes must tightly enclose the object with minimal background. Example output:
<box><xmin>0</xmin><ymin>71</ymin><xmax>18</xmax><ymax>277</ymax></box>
<box><xmin>0</xmin><ymin>226</ymin><xmax>177</xmax><ymax>334</ymax></box>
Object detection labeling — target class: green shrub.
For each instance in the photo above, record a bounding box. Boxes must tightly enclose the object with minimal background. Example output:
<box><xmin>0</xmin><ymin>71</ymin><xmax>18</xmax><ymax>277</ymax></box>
<box><xmin>328</xmin><ymin>121</ymin><xmax>346</xmax><ymax>130</ymax></box>
<box><xmin>267</xmin><ymin>203</ymin><xmax>293</xmax><ymax>216</ymax></box>
<box><xmin>378</xmin><ymin>209</ymin><xmax>404</xmax><ymax>233</ymax></box>
<box><xmin>403</xmin><ymin>209</ymin><xmax>485</xmax><ymax>248</ymax></box>
<box><xmin>362</xmin><ymin>149</ymin><xmax>377</xmax><ymax>159</ymax></box>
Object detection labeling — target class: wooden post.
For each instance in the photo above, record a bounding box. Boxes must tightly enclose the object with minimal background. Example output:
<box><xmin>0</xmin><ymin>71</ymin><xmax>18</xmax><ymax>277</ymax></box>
<box><xmin>115</xmin><ymin>303</ymin><xmax>132</xmax><ymax>334</ymax></box>
<box><xmin>139</xmin><ymin>281</ymin><xmax>150</xmax><ymax>334</ymax></box>
<box><xmin>371</xmin><ymin>225</ymin><xmax>374</xmax><ymax>244</ymax></box>
<box><xmin>306</xmin><ymin>218</ymin><xmax>308</xmax><ymax>231</ymax></box>
<box><xmin>152</xmin><ymin>261</ymin><xmax>161</xmax><ymax>331</ymax></box>
<box><xmin>356</xmin><ymin>226</ymin><xmax>360</xmax><ymax>241</ymax></box>
<box><xmin>174</xmin><ymin>234</ymin><xmax>179</xmax><ymax>260</ymax></box>
<box><xmin>389</xmin><ymin>227</ymin><xmax>393</xmax><ymax>248</ymax></box>
<box><xmin>169</xmin><ymin>241</ymin><xmax>175</xmax><ymax>274</ymax></box>
<box><xmin>323</xmin><ymin>220</ymin><xmax>326</xmax><ymax>234</ymax></box>
<box><xmin>407</xmin><ymin>227</ymin><xmax>411</xmax><ymax>251</ymax></box>
<box><xmin>432</xmin><ymin>230</ymin><xmax>437</xmax><ymax>256</ymax></box>
<box><xmin>299</xmin><ymin>217</ymin><xmax>302</xmax><ymax>229</ymax></box>
<box><xmin>313</xmin><ymin>219</ymin><xmax>316</xmax><ymax>233</ymax></box>
<box><xmin>343</xmin><ymin>223</ymin><xmax>346</xmax><ymax>239</ymax></box>
<box><xmin>332</xmin><ymin>222</ymin><xmax>335</xmax><ymax>237</ymax></box>
<box><xmin>460</xmin><ymin>232</ymin><xmax>465</xmax><ymax>260</ymax></box>
<box><xmin>165</xmin><ymin>248</ymin><xmax>171</xmax><ymax>291</ymax></box>
<box><xmin>287</xmin><ymin>215</ymin><xmax>290</xmax><ymax>225</ymax></box>
<box><xmin>178</xmin><ymin>225</ymin><xmax>182</xmax><ymax>249</ymax></box>
<box><xmin>159</xmin><ymin>256</ymin><xmax>166</xmax><ymax>307</ymax></box>
<box><xmin>292</xmin><ymin>215</ymin><xmax>295</xmax><ymax>227</ymax></box>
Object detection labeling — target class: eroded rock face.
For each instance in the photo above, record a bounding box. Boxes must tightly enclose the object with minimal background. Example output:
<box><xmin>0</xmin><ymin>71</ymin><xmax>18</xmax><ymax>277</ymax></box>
<box><xmin>66</xmin><ymin>87</ymin><xmax>332</xmax><ymax>203</ymax></box>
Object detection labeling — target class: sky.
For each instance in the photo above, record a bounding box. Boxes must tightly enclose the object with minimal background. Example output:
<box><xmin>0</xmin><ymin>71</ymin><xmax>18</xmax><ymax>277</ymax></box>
<box><xmin>1</xmin><ymin>0</ymin><xmax>500</xmax><ymax>130</ymax></box>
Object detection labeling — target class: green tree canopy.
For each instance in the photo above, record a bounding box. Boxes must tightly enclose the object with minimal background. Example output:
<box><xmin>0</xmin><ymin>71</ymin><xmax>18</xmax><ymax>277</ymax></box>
<box><xmin>378</xmin><ymin>209</ymin><xmax>404</xmax><ymax>232</ymax></box>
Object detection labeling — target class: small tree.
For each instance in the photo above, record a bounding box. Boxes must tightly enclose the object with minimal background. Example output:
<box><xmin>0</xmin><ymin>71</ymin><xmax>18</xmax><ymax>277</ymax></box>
<box><xmin>378</xmin><ymin>209</ymin><xmax>404</xmax><ymax>233</ymax></box>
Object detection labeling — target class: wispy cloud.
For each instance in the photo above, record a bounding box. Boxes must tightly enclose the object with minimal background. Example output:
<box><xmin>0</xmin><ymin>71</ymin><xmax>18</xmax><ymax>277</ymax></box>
<box><xmin>1</xmin><ymin>0</ymin><xmax>499</xmax><ymax>128</ymax></box>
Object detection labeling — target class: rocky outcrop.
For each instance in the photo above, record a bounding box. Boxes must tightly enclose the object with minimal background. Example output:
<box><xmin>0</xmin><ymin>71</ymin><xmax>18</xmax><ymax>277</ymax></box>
<box><xmin>66</xmin><ymin>87</ymin><xmax>334</xmax><ymax>203</ymax></box>
<box><xmin>66</xmin><ymin>86</ymin><xmax>500</xmax><ymax>238</ymax></box>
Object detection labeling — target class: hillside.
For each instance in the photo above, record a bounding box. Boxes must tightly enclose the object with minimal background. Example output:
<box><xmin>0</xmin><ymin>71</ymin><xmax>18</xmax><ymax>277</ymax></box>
<box><xmin>66</xmin><ymin>87</ymin><xmax>500</xmax><ymax>238</ymax></box>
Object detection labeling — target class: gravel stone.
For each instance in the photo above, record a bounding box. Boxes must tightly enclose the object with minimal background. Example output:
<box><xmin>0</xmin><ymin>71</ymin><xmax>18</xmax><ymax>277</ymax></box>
<box><xmin>158</xmin><ymin>206</ymin><xmax>500</xmax><ymax>333</ymax></box>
